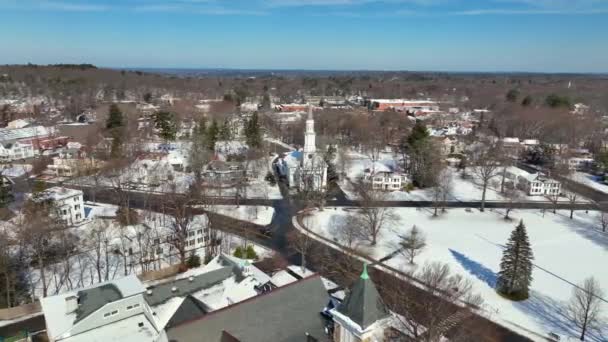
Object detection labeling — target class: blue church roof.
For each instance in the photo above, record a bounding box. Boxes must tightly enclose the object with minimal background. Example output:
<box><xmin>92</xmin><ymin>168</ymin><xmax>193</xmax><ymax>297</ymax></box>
<box><xmin>289</xmin><ymin>150</ymin><xmax>303</xmax><ymax>159</ymax></box>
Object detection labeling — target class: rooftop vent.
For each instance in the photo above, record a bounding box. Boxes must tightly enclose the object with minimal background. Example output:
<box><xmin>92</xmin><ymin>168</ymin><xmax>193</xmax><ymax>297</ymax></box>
<box><xmin>171</xmin><ymin>286</ymin><xmax>178</xmax><ymax>292</ymax></box>
<box><xmin>188</xmin><ymin>276</ymin><xmax>194</xmax><ymax>282</ymax></box>
<box><xmin>65</xmin><ymin>295</ymin><xmax>78</xmax><ymax>314</ymax></box>
<box><xmin>146</xmin><ymin>289</ymin><xmax>152</xmax><ymax>295</ymax></box>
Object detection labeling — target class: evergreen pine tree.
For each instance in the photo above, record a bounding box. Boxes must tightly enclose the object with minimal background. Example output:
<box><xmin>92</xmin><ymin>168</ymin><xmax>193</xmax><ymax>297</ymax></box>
<box><xmin>218</xmin><ymin>119</ymin><xmax>232</xmax><ymax>141</ymax></box>
<box><xmin>110</xmin><ymin>131</ymin><xmax>123</xmax><ymax>158</ymax></box>
<box><xmin>106</xmin><ymin>103</ymin><xmax>123</xmax><ymax>129</ymax></box>
<box><xmin>261</xmin><ymin>93</ymin><xmax>271</xmax><ymax>109</ymax></box>
<box><xmin>496</xmin><ymin>220</ymin><xmax>534</xmax><ymax>300</ymax></box>
<box><xmin>154</xmin><ymin>111</ymin><xmax>177</xmax><ymax>141</ymax></box>
<box><xmin>0</xmin><ymin>183</ymin><xmax>13</xmax><ymax>207</ymax></box>
<box><xmin>192</xmin><ymin>117</ymin><xmax>207</xmax><ymax>149</ymax></box>
<box><xmin>245</xmin><ymin>112</ymin><xmax>262</xmax><ymax>148</ymax></box>
<box><xmin>206</xmin><ymin>120</ymin><xmax>219</xmax><ymax>151</ymax></box>
<box><xmin>407</xmin><ymin>120</ymin><xmax>430</xmax><ymax>148</ymax></box>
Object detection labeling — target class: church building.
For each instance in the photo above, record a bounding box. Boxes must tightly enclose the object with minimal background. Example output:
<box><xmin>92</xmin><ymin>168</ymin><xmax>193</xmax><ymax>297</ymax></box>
<box><xmin>277</xmin><ymin>105</ymin><xmax>328</xmax><ymax>191</ymax></box>
<box><xmin>331</xmin><ymin>264</ymin><xmax>392</xmax><ymax>342</ymax></box>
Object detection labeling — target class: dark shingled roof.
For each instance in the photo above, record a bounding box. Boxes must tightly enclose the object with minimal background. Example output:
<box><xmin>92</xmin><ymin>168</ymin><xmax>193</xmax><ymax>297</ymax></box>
<box><xmin>337</xmin><ymin>265</ymin><xmax>389</xmax><ymax>330</ymax></box>
<box><xmin>74</xmin><ymin>284</ymin><xmax>123</xmax><ymax>323</ymax></box>
<box><xmin>145</xmin><ymin>266</ymin><xmax>238</xmax><ymax>307</ymax></box>
<box><xmin>167</xmin><ymin>276</ymin><xmax>330</xmax><ymax>342</ymax></box>
<box><xmin>166</xmin><ymin>295</ymin><xmax>210</xmax><ymax>329</ymax></box>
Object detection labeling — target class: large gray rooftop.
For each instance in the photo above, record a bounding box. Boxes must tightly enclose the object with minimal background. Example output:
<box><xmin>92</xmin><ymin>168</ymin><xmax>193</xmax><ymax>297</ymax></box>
<box><xmin>75</xmin><ymin>283</ymin><xmax>123</xmax><ymax>323</ymax></box>
<box><xmin>167</xmin><ymin>276</ymin><xmax>330</xmax><ymax>342</ymax></box>
<box><xmin>145</xmin><ymin>266</ymin><xmax>241</xmax><ymax>307</ymax></box>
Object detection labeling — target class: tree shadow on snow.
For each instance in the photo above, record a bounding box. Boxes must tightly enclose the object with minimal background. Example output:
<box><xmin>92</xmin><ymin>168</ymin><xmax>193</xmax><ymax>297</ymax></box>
<box><xmin>513</xmin><ymin>290</ymin><xmax>608</xmax><ymax>342</ymax></box>
<box><xmin>449</xmin><ymin>249</ymin><xmax>497</xmax><ymax>288</ymax></box>
<box><xmin>553</xmin><ymin>212</ymin><xmax>608</xmax><ymax>252</ymax></box>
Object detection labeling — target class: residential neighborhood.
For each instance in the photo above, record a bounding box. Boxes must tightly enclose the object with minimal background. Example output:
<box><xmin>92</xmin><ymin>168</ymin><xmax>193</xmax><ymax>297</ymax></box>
<box><xmin>2</xmin><ymin>13</ymin><xmax>608</xmax><ymax>340</ymax></box>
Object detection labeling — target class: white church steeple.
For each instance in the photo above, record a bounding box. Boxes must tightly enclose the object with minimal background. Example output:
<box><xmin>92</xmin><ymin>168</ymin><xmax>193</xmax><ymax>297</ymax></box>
<box><xmin>303</xmin><ymin>104</ymin><xmax>316</xmax><ymax>160</ymax></box>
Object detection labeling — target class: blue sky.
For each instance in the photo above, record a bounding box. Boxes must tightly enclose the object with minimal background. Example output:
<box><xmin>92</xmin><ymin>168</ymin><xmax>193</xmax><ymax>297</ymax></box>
<box><xmin>1</xmin><ymin>0</ymin><xmax>607</xmax><ymax>72</ymax></box>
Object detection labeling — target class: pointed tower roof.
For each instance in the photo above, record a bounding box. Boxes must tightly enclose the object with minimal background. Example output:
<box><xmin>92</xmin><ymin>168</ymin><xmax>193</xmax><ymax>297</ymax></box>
<box><xmin>337</xmin><ymin>264</ymin><xmax>389</xmax><ymax>330</ymax></box>
<box><xmin>308</xmin><ymin>104</ymin><xmax>313</xmax><ymax>120</ymax></box>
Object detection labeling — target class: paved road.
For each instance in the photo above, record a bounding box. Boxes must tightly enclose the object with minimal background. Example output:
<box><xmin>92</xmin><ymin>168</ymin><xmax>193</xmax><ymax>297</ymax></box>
<box><xmin>69</xmin><ymin>183</ymin><xmax>600</xmax><ymax>211</ymax></box>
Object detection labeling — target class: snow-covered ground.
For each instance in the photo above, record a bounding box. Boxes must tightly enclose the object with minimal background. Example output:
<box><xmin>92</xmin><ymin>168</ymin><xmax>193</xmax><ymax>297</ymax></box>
<box><xmin>571</xmin><ymin>172</ymin><xmax>608</xmax><ymax>194</ymax></box>
<box><xmin>26</xmin><ymin>204</ymin><xmax>272</xmax><ymax>299</ymax></box>
<box><xmin>204</xmin><ymin>205</ymin><xmax>275</xmax><ymax>226</ymax></box>
<box><xmin>264</xmin><ymin>137</ymin><xmax>295</xmax><ymax>151</ymax></box>
<box><xmin>339</xmin><ymin>150</ymin><xmax>587</xmax><ymax>203</ymax></box>
<box><xmin>304</xmin><ymin>207</ymin><xmax>608</xmax><ymax>341</ymax></box>
<box><xmin>69</xmin><ymin>148</ymin><xmax>282</xmax><ymax>199</ymax></box>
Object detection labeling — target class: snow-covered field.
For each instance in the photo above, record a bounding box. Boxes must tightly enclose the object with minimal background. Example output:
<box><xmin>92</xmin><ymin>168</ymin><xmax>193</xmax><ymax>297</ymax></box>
<box><xmin>571</xmin><ymin>172</ymin><xmax>608</xmax><ymax>194</ymax></box>
<box><xmin>339</xmin><ymin>150</ymin><xmax>587</xmax><ymax>203</ymax></box>
<box><xmin>204</xmin><ymin>205</ymin><xmax>275</xmax><ymax>226</ymax></box>
<box><xmin>304</xmin><ymin>207</ymin><xmax>608</xmax><ymax>341</ymax></box>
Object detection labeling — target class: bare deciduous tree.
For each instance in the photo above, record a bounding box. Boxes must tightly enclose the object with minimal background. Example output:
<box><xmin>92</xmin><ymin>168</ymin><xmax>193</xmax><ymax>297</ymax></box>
<box><xmin>399</xmin><ymin>225</ymin><xmax>427</xmax><ymax>265</ymax></box>
<box><xmin>288</xmin><ymin>217</ymin><xmax>315</xmax><ymax>274</ymax></box>
<box><xmin>87</xmin><ymin>219</ymin><xmax>112</xmax><ymax>283</ymax></box>
<box><xmin>17</xmin><ymin>201</ymin><xmax>65</xmax><ymax>298</ymax></box>
<box><xmin>380</xmin><ymin>262</ymin><xmax>484</xmax><ymax>342</ymax></box>
<box><xmin>470</xmin><ymin>142</ymin><xmax>502</xmax><ymax>212</ymax></box>
<box><xmin>503</xmin><ymin>187</ymin><xmax>522</xmax><ymax>220</ymax></box>
<box><xmin>567</xmin><ymin>276</ymin><xmax>605</xmax><ymax>341</ymax></box>
<box><xmin>354</xmin><ymin>181</ymin><xmax>396</xmax><ymax>246</ymax></box>
<box><xmin>431</xmin><ymin>168</ymin><xmax>452</xmax><ymax>217</ymax></box>
<box><xmin>163</xmin><ymin>188</ymin><xmax>198</xmax><ymax>266</ymax></box>
<box><xmin>597</xmin><ymin>211</ymin><xmax>608</xmax><ymax>233</ymax></box>
<box><xmin>329</xmin><ymin>214</ymin><xmax>363</xmax><ymax>251</ymax></box>
<box><xmin>565</xmin><ymin>191</ymin><xmax>578</xmax><ymax>219</ymax></box>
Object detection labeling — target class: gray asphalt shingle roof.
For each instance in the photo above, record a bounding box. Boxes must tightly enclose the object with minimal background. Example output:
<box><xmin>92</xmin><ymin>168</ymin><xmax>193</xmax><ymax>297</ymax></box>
<box><xmin>74</xmin><ymin>284</ymin><xmax>123</xmax><ymax>323</ymax></box>
<box><xmin>167</xmin><ymin>276</ymin><xmax>330</xmax><ymax>342</ymax></box>
<box><xmin>336</xmin><ymin>265</ymin><xmax>389</xmax><ymax>330</ymax></box>
<box><xmin>145</xmin><ymin>266</ymin><xmax>238</xmax><ymax>307</ymax></box>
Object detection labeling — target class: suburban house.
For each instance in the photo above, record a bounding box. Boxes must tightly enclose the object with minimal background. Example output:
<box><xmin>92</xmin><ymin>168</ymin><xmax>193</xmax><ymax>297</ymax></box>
<box><xmin>31</xmin><ymin>187</ymin><xmax>86</xmax><ymax>225</ymax></box>
<box><xmin>0</xmin><ymin>125</ymin><xmax>71</xmax><ymax>161</ymax></box>
<box><xmin>504</xmin><ymin>167</ymin><xmax>562</xmax><ymax>196</ymax></box>
<box><xmin>0</xmin><ymin>141</ymin><xmax>36</xmax><ymax>161</ymax></box>
<box><xmin>362</xmin><ymin>161</ymin><xmax>407</xmax><ymax>191</ymax></box>
<box><xmin>147</xmin><ymin>214</ymin><xmax>210</xmax><ymax>265</ymax></box>
<box><xmin>567</xmin><ymin>157</ymin><xmax>595</xmax><ymax>171</ymax></box>
<box><xmin>214</xmin><ymin>140</ymin><xmax>248</xmax><ymax>159</ymax></box>
<box><xmin>46</xmin><ymin>145</ymin><xmax>101</xmax><ymax>178</ymax></box>
<box><xmin>41</xmin><ymin>275</ymin><xmax>158</xmax><ymax>342</ymax></box>
<box><xmin>202</xmin><ymin>160</ymin><xmax>249</xmax><ymax>186</ymax></box>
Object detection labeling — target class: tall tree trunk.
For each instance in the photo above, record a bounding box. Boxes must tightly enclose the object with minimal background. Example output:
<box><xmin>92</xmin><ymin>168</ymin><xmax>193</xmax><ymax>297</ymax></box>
<box><xmin>104</xmin><ymin>241</ymin><xmax>110</xmax><ymax>281</ymax></box>
<box><xmin>38</xmin><ymin>253</ymin><xmax>47</xmax><ymax>298</ymax></box>
<box><xmin>5</xmin><ymin>272</ymin><xmax>11</xmax><ymax>308</ymax></box>
<box><xmin>500</xmin><ymin>167</ymin><xmax>507</xmax><ymax>193</ymax></box>
<box><xmin>480</xmin><ymin>182</ymin><xmax>487</xmax><ymax>212</ymax></box>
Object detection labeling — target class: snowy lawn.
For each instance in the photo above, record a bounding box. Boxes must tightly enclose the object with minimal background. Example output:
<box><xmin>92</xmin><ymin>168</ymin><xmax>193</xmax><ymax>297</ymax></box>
<box><xmin>339</xmin><ymin>150</ymin><xmax>587</xmax><ymax>203</ymax></box>
<box><xmin>305</xmin><ymin>207</ymin><xmax>608</xmax><ymax>341</ymax></box>
<box><xmin>204</xmin><ymin>205</ymin><xmax>275</xmax><ymax>226</ymax></box>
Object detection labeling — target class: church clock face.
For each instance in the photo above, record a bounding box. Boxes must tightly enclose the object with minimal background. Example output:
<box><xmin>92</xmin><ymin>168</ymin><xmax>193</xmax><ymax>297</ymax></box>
<box><xmin>308</xmin><ymin>154</ymin><xmax>313</xmax><ymax>159</ymax></box>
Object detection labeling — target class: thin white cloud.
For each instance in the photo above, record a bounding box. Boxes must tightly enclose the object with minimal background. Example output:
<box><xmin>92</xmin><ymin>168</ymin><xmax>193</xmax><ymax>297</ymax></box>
<box><xmin>452</xmin><ymin>8</ymin><xmax>608</xmax><ymax>15</ymax></box>
<box><xmin>0</xmin><ymin>0</ymin><xmax>109</xmax><ymax>11</ymax></box>
<box><xmin>133</xmin><ymin>2</ymin><xmax>267</xmax><ymax>15</ymax></box>
<box><xmin>264</xmin><ymin>0</ymin><xmax>439</xmax><ymax>7</ymax></box>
